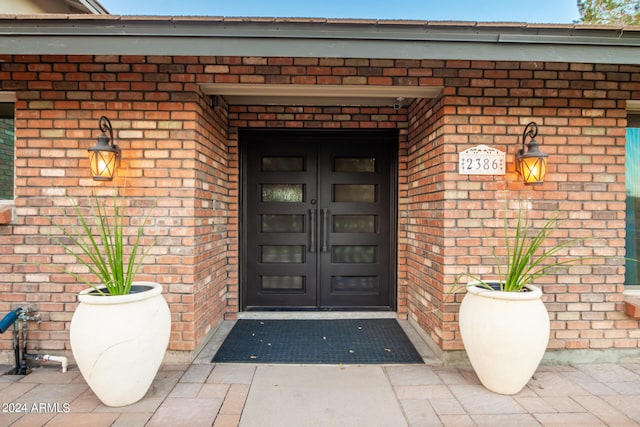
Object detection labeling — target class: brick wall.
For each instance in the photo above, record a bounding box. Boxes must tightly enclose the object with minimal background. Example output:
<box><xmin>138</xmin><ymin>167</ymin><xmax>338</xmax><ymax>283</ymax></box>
<box><xmin>0</xmin><ymin>55</ymin><xmax>639</xmax><ymax>359</ymax></box>
<box><xmin>0</xmin><ymin>55</ymin><xmax>233</xmax><ymax>355</ymax></box>
<box><xmin>405</xmin><ymin>60</ymin><xmax>640</xmax><ymax>352</ymax></box>
<box><xmin>190</xmin><ymin>90</ymin><xmax>233</xmax><ymax>346</ymax></box>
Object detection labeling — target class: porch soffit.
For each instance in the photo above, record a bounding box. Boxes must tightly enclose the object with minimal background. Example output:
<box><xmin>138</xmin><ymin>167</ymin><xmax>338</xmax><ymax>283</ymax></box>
<box><xmin>200</xmin><ymin>84</ymin><xmax>443</xmax><ymax>106</ymax></box>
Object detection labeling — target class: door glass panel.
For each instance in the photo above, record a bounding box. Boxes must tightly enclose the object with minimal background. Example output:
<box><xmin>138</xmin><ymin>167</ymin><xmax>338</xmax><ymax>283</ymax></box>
<box><xmin>262</xmin><ymin>184</ymin><xmax>304</xmax><ymax>202</ymax></box>
<box><xmin>261</xmin><ymin>214</ymin><xmax>304</xmax><ymax>233</ymax></box>
<box><xmin>261</xmin><ymin>276</ymin><xmax>304</xmax><ymax>290</ymax></box>
<box><xmin>262</xmin><ymin>156</ymin><xmax>304</xmax><ymax>172</ymax></box>
<box><xmin>334</xmin><ymin>215</ymin><xmax>376</xmax><ymax>233</ymax></box>
<box><xmin>333</xmin><ymin>184</ymin><xmax>376</xmax><ymax>203</ymax></box>
<box><xmin>261</xmin><ymin>245</ymin><xmax>305</xmax><ymax>263</ymax></box>
<box><xmin>335</xmin><ymin>157</ymin><xmax>375</xmax><ymax>172</ymax></box>
<box><xmin>332</xmin><ymin>246</ymin><xmax>376</xmax><ymax>263</ymax></box>
<box><xmin>332</xmin><ymin>276</ymin><xmax>377</xmax><ymax>292</ymax></box>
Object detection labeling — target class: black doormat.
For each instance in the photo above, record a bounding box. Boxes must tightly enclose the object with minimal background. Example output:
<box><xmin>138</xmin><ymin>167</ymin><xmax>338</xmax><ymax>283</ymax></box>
<box><xmin>212</xmin><ymin>319</ymin><xmax>424</xmax><ymax>364</ymax></box>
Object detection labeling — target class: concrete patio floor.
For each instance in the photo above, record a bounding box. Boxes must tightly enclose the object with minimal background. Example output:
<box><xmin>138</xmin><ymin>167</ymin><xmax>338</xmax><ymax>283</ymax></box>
<box><xmin>1</xmin><ymin>320</ymin><xmax>640</xmax><ymax>426</ymax></box>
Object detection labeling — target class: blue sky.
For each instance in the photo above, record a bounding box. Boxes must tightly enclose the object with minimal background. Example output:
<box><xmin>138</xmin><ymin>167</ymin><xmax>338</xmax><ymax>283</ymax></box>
<box><xmin>99</xmin><ymin>0</ymin><xmax>582</xmax><ymax>23</ymax></box>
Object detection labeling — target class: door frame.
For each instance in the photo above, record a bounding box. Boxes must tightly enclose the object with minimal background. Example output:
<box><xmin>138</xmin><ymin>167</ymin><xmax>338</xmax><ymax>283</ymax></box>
<box><xmin>239</xmin><ymin>128</ymin><xmax>399</xmax><ymax>311</ymax></box>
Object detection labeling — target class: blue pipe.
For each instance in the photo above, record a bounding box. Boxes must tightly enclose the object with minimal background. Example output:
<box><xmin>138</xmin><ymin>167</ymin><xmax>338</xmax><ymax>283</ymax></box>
<box><xmin>0</xmin><ymin>309</ymin><xmax>22</xmax><ymax>334</ymax></box>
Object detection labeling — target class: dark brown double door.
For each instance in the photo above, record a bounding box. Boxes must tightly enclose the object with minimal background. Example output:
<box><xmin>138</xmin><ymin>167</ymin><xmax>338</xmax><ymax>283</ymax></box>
<box><xmin>242</xmin><ymin>130</ymin><xmax>397</xmax><ymax>310</ymax></box>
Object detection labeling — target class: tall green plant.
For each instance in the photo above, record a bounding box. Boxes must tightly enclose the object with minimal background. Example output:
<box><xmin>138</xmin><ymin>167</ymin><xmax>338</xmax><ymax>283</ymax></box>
<box><xmin>53</xmin><ymin>192</ymin><xmax>154</xmax><ymax>296</ymax></box>
<box><xmin>458</xmin><ymin>203</ymin><xmax>586</xmax><ymax>292</ymax></box>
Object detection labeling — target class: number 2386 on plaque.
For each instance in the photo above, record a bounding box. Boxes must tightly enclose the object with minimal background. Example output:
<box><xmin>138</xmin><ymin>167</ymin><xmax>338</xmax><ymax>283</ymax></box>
<box><xmin>458</xmin><ymin>145</ymin><xmax>505</xmax><ymax>175</ymax></box>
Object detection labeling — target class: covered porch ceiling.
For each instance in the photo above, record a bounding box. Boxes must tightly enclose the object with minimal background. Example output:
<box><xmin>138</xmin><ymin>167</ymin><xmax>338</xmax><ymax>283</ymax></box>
<box><xmin>200</xmin><ymin>84</ymin><xmax>443</xmax><ymax>107</ymax></box>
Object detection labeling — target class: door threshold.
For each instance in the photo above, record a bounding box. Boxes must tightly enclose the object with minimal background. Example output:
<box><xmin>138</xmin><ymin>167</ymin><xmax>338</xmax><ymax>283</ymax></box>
<box><xmin>237</xmin><ymin>311</ymin><xmax>398</xmax><ymax>320</ymax></box>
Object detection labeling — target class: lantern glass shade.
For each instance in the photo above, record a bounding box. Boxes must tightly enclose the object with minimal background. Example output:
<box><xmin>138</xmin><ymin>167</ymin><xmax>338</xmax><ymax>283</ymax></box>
<box><xmin>88</xmin><ymin>116</ymin><xmax>120</xmax><ymax>181</ymax></box>
<box><xmin>88</xmin><ymin>135</ymin><xmax>119</xmax><ymax>181</ymax></box>
<box><xmin>515</xmin><ymin>122</ymin><xmax>547</xmax><ymax>185</ymax></box>
<box><xmin>517</xmin><ymin>154</ymin><xmax>547</xmax><ymax>185</ymax></box>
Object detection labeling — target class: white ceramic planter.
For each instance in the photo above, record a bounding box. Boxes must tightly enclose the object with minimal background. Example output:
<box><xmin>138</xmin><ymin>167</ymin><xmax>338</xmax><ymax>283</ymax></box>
<box><xmin>458</xmin><ymin>282</ymin><xmax>550</xmax><ymax>395</ymax></box>
<box><xmin>70</xmin><ymin>282</ymin><xmax>171</xmax><ymax>407</ymax></box>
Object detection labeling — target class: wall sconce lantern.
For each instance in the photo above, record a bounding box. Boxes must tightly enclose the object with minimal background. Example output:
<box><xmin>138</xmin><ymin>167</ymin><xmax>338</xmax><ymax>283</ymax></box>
<box><xmin>88</xmin><ymin>116</ymin><xmax>120</xmax><ymax>181</ymax></box>
<box><xmin>515</xmin><ymin>121</ymin><xmax>547</xmax><ymax>185</ymax></box>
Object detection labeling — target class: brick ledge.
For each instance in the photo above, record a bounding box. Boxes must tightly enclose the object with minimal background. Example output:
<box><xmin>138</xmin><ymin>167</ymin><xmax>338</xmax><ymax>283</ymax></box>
<box><xmin>0</xmin><ymin>204</ymin><xmax>13</xmax><ymax>225</ymax></box>
<box><xmin>624</xmin><ymin>295</ymin><xmax>640</xmax><ymax>319</ymax></box>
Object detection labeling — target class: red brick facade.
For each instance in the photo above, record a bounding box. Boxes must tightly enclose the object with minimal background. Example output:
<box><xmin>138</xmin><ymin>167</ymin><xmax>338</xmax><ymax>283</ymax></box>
<box><xmin>0</xmin><ymin>55</ymin><xmax>639</xmax><ymax>359</ymax></box>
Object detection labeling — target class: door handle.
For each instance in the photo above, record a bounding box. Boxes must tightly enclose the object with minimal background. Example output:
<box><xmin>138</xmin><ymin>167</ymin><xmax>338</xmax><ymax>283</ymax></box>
<box><xmin>309</xmin><ymin>209</ymin><xmax>316</xmax><ymax>253</ymax></box>
<box><xmin>321</xmin><ymin>208</ymin><xmax>329</xmax><ymax>253</ymax></box>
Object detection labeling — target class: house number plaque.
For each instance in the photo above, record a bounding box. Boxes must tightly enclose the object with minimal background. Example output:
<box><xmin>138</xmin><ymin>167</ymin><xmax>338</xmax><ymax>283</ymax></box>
<box><xmin>458</xmin><ymin>145</ymin><xmax>505</xmax><ymax>175</ymax></box>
